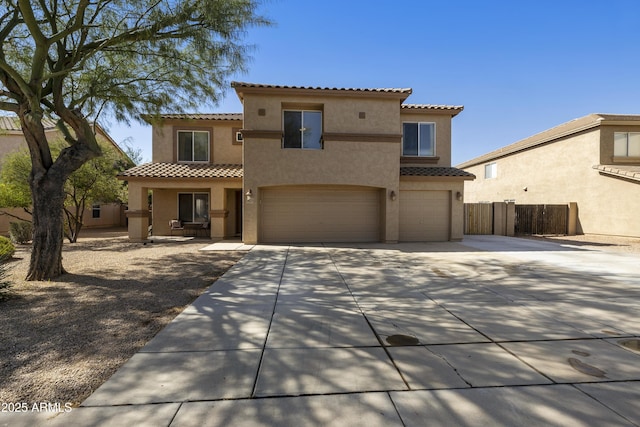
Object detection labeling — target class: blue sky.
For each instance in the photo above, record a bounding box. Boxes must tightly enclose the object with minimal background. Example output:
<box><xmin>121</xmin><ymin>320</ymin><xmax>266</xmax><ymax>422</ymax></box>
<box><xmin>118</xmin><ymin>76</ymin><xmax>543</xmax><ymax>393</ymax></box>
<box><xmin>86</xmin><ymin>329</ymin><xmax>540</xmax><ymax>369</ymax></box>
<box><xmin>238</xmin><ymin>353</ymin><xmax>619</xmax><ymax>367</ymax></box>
<box><xmin>107</xmin><ymin>0</ymin><xmax>640</xmax><ymax>165</ymax></box>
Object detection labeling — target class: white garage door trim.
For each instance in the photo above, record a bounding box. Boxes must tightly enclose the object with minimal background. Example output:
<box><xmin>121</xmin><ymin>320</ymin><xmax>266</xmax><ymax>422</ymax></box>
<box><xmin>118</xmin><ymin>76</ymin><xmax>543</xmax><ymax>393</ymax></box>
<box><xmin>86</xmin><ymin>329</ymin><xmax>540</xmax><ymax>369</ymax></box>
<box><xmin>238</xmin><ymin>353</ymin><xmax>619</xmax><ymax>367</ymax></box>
<box><xmin>399</xmin><ymin>190</ymin><xmax>450</xmax><ymax>241</ymax></box>
<box><xmin>260</xmin><ymin>186</ymin><xmax>381</xmax><ymax>243</ymax></box>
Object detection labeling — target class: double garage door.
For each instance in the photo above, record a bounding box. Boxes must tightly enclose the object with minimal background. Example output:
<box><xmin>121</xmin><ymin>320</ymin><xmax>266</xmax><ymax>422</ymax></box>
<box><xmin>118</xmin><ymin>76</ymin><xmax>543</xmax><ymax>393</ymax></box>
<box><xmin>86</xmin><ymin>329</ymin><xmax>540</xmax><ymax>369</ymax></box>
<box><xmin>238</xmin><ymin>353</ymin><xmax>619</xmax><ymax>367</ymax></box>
<box><xmin>261</xmin><ymin>186</ymin><xmax>380</xmax><ymax>243</ymax></box>
<box><xmin>260</xmin><ymin>187</ymin><xmax>451</xmax><ymax>243</ymax></box>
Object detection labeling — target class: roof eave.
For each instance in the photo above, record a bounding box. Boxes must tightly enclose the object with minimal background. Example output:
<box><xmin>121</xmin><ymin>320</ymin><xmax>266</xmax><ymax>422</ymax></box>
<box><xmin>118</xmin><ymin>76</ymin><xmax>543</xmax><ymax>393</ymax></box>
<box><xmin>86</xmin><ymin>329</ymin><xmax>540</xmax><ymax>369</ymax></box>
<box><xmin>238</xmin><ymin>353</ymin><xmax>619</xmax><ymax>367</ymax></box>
<box><xmin>232</xmin><ymin>81</ymin><xmax>412</xmax><ymax>102</ymax></box>
<box><xmin>140</xmin><ymin>113</ymin><xmax>243</xmax><ymax>124</ymax></box>
<box><xmin>401</xmin><ymin>105</ymin><xmax>465</xmax><ymax>117</ymax></box>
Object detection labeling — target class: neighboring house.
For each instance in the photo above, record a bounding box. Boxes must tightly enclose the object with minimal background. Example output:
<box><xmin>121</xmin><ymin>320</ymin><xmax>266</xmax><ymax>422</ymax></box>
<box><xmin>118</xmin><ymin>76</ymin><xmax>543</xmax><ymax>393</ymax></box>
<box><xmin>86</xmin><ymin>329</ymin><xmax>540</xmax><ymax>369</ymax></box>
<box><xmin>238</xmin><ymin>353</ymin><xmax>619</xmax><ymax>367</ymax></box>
<box><xmin>120</xmin><ymin>82</ymin><xmax>474</xmax><ymax>244</ymax></box>
<box><xmin>457</xmin><ymin>114</ymin><xmax>640</xmax><ymax>238</ymax></box>
<box><xmin>0</xmin><ymin>116</ymin><xmax>130</xmax><ymax>234</ymax></box>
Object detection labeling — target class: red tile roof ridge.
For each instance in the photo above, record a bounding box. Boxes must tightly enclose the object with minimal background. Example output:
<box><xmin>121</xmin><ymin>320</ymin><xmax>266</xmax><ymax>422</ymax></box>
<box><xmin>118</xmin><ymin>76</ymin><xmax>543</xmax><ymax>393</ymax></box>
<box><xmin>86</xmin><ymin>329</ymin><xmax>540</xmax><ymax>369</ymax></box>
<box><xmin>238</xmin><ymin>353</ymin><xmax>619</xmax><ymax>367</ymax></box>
<box><xmin>231</xmin><ymin>81</ymin><xmax>412</xmax><ymax>94</ymax></box>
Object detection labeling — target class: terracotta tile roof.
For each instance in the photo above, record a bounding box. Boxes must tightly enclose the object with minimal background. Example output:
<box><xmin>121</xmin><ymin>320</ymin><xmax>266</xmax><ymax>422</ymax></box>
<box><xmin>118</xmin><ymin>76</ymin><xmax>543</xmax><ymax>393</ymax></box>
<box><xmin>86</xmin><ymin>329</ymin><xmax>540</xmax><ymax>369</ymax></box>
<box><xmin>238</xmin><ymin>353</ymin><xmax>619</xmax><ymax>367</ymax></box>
<box><xmin>457</xmin><ymin>113</ymin><xmax>640</xmax><ymax>168</ymax></box>
<box><xmin>0</xmin><ymin>116</ymin><xmax>58</xmax><ymax>131</ymax></box>
<box><xmin>141</xmin><ymin>113</ymin><xmax>243</xmax><ymax>123</ymax></box>
<box><xmin>593</xmin><ymin>164</ymin><xmax>640</xmax><ymax>183</ymax></box>
<box><xmin>119</xmin><ymin>162</ymin><xmax>243</xmax><ymax>179</ymax></box>
<box><xmin>400</xmin><ymin>166</ymin><xmax>476</xmax><ymax>179</ymax></box>
<box><xmin>402</xmin><ymin>104</ymin><xmax>464</xmax><ymax>116</ymax></box>
<box><xmin>231</xmin><ymin>81</ymin><xmax>412</xmax><ymax>95</ymax></box>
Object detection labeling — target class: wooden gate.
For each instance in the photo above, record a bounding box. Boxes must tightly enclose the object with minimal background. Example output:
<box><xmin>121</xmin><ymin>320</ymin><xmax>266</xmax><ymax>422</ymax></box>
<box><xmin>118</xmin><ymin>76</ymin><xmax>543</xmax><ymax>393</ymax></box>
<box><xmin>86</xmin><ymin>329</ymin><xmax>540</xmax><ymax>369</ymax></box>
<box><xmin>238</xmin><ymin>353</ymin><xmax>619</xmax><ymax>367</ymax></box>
<box><xmin>514</xmin><ymin>204</ymin><xmax>568</xmax><ymax>235</ymax></box>
<box><xmin>464</xmin><ymin>203</ymin><xmax>493</xmax><ymax>234</ymax></box>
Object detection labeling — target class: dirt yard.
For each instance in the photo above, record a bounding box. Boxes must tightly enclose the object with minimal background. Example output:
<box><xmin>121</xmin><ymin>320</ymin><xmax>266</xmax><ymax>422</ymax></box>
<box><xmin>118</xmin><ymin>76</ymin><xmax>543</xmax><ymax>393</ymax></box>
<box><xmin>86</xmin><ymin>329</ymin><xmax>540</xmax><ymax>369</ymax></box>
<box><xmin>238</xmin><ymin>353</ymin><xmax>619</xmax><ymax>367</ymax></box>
<box><xmin>524</xmin><ymin>233</ymin><xmax>640</xmax><ymax>253</ymax></box>
<box><xmin>0</xmin><ymin>229</ymin><xmax>244</xmax><ymax>407</ymax></box>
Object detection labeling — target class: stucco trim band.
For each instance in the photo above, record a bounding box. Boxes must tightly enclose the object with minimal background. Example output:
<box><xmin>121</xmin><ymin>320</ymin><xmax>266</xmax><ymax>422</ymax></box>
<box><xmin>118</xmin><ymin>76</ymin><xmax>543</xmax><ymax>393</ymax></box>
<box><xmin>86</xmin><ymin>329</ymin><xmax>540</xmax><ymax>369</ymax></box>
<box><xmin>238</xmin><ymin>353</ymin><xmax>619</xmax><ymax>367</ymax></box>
<box><xmin>210</xmin><ymin>210</ymin><xmax>229</xmax><ymax>218</ymax></box>
<box><xmin>400</xmin><ymin>156</ymin><xmax>441</xmax><ymax>164</ymax></box>
<box><xmin>323</xmin><ymin>133</ymin><xmax>401</xmax><ymax>143</ymax></box>
<box><xmin>240</xmin><ymin>130</ymin><xmax>282</xmax><ymax>139</ymax></box>
<box><xmin>125</xmin><ymin>210</ymin><xmax>150</xmax><ymax>218</ymax></box>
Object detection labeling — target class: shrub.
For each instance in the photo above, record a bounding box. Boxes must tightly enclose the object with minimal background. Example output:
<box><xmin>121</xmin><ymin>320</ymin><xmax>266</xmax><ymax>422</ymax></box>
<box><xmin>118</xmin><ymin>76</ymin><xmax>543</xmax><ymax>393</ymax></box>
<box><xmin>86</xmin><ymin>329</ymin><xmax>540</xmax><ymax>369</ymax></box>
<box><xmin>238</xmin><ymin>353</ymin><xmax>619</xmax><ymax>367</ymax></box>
<box><xmin>0</xmin><ymin>237</ymin><xmax>14</xmax><ymax>299</ymax></box>
<box><xmin>0</xmin><ymin>260</ymin><xmax>12</xmax><ymax>300</ymax></box>
<box><xmin>0</xmin><ymin>236</ymin><xmax>15</xmax><ymax>260</ymax></box>
<box><xmin>9</xmin><ymin>221</ymin><xmax>32</xmax><ymax>244</ymax></box>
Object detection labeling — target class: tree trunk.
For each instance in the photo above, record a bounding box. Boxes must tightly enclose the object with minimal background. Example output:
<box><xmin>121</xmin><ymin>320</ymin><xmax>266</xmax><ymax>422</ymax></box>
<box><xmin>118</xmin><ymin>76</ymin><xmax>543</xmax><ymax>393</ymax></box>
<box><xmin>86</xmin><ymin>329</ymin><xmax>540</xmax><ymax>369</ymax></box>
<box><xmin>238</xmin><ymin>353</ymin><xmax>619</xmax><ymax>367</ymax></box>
<box><xmin>27</xmin><ymin>176</ymin><xmax>67</xmax><ymax>280</ymax></box>
<box><xmin>18</xmin><ymin>108</ymin><xmax>99</xmax><ymax>280</ymax></box>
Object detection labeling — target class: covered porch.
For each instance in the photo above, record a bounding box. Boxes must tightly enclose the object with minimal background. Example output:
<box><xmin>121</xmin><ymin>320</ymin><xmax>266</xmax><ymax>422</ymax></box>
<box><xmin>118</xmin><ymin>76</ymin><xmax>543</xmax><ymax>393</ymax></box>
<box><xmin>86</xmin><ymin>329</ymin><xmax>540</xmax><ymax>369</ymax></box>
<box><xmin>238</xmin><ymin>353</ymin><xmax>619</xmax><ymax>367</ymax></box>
<box><xmin>118</xmin><ymin>163</ymin><xmax>243</xmax><ymax>242</ymax></box>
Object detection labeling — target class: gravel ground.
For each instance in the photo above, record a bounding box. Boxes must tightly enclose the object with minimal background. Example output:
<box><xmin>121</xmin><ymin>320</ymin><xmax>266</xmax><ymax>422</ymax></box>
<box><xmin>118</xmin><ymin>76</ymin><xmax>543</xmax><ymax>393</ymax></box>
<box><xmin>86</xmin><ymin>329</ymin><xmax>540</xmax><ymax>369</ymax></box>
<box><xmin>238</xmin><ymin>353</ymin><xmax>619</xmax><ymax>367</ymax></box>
<box><xmin>0</xmin><ymin>229</ymin><xmax>244</xmax><ymax>407</ymax></box>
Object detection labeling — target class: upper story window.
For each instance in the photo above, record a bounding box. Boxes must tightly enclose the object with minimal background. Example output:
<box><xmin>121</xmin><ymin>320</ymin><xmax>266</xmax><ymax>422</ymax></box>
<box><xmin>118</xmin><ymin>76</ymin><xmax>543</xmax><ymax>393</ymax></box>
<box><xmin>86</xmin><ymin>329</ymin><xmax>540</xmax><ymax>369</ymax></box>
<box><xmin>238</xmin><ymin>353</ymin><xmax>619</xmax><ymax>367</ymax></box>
<box><xmin>283</xmin><ymin>110</ymin><xmax>323</xmax><ymax>149</ymax></box>
<box><xmin>484</xmin><ymin>162</ymin><xmax>497</xmax><ymax>179</ymax></box>
<box><xmin>178</xmin><ymin>130</ymin><xmax>209</xmax><ymax>162</ymax></box>
<box><xmin>403</xmin><ymin>122</ymin><xmax>435</xmax><ymax>156</ymax></box>
<box><xmin>614</xmin><ymin>132</ymin><xmax>640</xmax><ymax>157</ymax></box>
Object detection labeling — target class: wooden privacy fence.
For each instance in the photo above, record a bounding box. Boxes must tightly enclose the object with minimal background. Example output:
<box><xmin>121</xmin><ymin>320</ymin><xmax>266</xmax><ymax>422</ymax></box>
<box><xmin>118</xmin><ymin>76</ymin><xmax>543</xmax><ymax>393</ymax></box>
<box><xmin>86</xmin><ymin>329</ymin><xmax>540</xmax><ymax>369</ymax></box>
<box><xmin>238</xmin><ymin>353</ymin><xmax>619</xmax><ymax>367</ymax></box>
<box><xmin>464</xmin><ymin>203</ymin><xmax>493</xmax><ymax>235</ymax></box>
<box><xmin>464</xmin><ymin>202</ymin><xmax>574</xmax><ymax>236</ymax></box>
<box><xmin>514</xmin><ymin>204</ymin><xmax>568</xmax><ymax>235</ymax></box>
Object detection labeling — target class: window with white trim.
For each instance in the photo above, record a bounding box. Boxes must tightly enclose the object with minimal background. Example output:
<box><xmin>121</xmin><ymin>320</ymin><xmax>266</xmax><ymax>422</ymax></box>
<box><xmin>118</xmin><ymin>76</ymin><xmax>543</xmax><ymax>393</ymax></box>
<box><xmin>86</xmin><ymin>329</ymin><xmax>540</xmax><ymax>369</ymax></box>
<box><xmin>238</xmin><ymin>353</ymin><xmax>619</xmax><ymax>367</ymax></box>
<box><xmin>614</xmin><ymin>132</ymin><xmax>640</xmax><ymax>157</ymax></box>
<box><xmin>283</xmin><ymin>110</ymin><xmax>323</xmax><ymax>149</ymax></box>
<box><xmin>484</xmin><ymin>162</ymin><xmax>497</xmax><ymax>179</ymax></box>
<box><xmin>402</xmin><ymin>122</ymin><xmax>435</xmax><ymax>156</ymax></box>
<box><xmin>178</xmin><ymin>130</ymin><xmax>209</xmax><ymax>162</ymax></box>
<box><xmin>92</xmin><ymin>203</ymin><xmax>100</xmax><ymax>219</ymax></box>
<box><xmin>178</xmin><ymin>193</ymin><xmax>209</xmax><ymax>223</ymax></box>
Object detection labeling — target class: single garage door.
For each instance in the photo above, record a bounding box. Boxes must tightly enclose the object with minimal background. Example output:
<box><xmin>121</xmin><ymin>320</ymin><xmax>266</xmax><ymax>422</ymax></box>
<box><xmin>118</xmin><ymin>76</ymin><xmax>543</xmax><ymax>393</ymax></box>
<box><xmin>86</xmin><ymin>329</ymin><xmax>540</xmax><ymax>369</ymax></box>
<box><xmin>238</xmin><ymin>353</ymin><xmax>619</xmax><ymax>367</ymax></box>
<box><xmin>261</xmin><ymin>186</ymin><xmax>380</xmax><ymax>243</ymax></box>
<box><xmin>399</xmin><ymin>190</ymin><xmax>450</xmax><ymax>241</ymax></box>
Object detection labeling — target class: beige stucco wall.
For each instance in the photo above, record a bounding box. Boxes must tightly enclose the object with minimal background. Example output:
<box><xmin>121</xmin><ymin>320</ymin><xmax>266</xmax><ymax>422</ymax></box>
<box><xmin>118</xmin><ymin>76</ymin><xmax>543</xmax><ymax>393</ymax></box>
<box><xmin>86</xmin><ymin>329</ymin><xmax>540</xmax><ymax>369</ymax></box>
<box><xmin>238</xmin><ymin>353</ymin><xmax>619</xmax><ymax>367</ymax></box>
<box><xmin>242</xmin><ymin>93</ymin><xmax>402</xmax><ymax>135</ymax></box>
<box><xmin>400</xmin><ymin>111</ymin><xmax>453</xmax><ymax>167</ymax></box>
<box><xmin>151</xmin><ymin>119</ymin><xmax>243</xmax><ymax>164</ymax></box>
<box><xmin>462</xmin><ymin>127</ymin><xmax>640</xmax><ymax>237</ymax></box>
<box><xmin>0</xmin><ymin>133</ymin><xmax>28</xmax><ymax>160</ymax></box>
<box><xmin>241</xmin><ymin>93</ymin><xmax>404</xmax><ymax>244</ymax></box>
<box><xmin>81</xmin><ymin>203</ymin><xmax>125</xmax><ymax>228</ymax></box>
<box><xmin>1</xmin><ymin>203</ymin><xmax>124</xmax><ymax>237</ymax></box>
<box><xmin>0</xmin><ymin>208</ymin><xmax>32</xmax><ymax>236</ymax></box>
<box><xmin>244</xmin><ymin>138</ymin><xmax>400</xmax><ymax>243</ymax></box>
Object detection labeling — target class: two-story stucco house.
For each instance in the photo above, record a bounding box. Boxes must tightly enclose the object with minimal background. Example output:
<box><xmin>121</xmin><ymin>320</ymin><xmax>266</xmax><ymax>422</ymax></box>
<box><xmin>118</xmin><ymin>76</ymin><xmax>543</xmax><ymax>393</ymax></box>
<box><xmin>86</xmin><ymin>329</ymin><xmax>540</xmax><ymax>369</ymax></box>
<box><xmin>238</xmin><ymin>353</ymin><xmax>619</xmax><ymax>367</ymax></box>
<box><xmin>458</xmin><ymin>114</ymin><xmax>640</xmax><ymax>238</ymax></box>
<box><xmin>120</xmin><ymin>82</ymin><xmax>474</xmax><ymax>244</ymax></box>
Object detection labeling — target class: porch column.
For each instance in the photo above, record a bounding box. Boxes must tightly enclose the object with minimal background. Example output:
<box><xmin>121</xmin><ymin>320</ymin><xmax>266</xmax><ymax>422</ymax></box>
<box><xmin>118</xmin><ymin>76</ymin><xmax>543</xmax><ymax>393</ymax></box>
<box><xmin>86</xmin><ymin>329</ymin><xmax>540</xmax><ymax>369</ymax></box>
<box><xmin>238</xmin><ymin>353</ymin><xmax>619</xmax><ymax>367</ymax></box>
<box><xmin>209</xmin><ymin>185</ymin><xmax>226</xmax><ymax>240</ymax></box>
<box><xmin>126</xmin><ymin>183</ymin><xmax>149</xmax><ymax>242</ymax></box>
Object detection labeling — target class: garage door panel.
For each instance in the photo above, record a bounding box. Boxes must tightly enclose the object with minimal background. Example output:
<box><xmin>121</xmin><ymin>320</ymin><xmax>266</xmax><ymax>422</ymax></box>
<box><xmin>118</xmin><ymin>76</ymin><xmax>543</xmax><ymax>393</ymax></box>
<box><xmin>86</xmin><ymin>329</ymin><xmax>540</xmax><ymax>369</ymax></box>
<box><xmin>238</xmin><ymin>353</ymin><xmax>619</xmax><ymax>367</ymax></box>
<box><xmin>399</xmin><ymin>190</ymin><xmax>450</xmax><ymax>241</ymax></box>
<box><xmin>261</xmin><ymin>187</ymin><xmax>380</xmax><ymax>243</ymax></box>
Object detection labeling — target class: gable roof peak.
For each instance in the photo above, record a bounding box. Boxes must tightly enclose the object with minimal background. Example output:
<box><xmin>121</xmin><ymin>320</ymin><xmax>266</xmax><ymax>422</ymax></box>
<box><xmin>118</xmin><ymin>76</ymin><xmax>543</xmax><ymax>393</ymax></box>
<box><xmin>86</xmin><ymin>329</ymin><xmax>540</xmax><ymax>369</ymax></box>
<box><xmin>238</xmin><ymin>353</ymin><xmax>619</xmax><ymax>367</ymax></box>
<box><xmin>457</xmin><ymin>112</ymin><xmax>640</xmax><ymax>168</ymax></box>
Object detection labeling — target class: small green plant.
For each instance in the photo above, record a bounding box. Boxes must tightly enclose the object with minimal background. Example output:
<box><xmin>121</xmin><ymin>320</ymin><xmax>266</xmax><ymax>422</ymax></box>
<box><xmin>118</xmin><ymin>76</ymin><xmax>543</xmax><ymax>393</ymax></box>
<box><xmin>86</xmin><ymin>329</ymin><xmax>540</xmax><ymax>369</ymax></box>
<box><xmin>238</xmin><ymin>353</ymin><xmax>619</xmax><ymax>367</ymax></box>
<box><xmin>9</xmin><ymin>221</ymin><xmax>32</xmax><ymax>244</ymax></box>
<box><xmin>0</xmin><ymin>259</ymin><xmax>12</xmax><ymax>300</ymax></box>
<box><xmin>0</xmin><ymin>236</ymin><xmax>15</xmax><ymax>260</ymax></box>
<box><xmin>0</xmin><ymin>237</ymin><xmax>14</xmax><ymax>299</ymax></box>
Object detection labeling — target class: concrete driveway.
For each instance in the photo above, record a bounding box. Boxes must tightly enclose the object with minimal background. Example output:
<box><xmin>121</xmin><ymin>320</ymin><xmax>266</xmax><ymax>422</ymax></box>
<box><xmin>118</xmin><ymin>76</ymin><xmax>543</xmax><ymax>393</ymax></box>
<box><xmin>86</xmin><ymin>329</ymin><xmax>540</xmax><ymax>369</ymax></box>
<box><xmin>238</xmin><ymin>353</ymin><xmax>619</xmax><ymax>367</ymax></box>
<box><xmin>17</xmin><ymin>236</ymin><xmax>640</xmax><ymax>426</ymax></box>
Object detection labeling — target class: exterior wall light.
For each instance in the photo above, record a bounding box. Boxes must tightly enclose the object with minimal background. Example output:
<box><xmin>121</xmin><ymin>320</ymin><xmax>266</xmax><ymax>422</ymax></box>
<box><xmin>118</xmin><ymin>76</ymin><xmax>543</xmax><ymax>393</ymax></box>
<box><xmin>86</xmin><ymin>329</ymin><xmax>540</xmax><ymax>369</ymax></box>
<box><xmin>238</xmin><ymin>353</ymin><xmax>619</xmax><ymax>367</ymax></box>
<box><xmin>245</xmin><ymin>189</ymin><xmax>253</xmax><ymax>201</ymax></box>
<box><xmin>456</xmin><ymin>191</ymin><xmax>463</xmax><ymax>201</ymax></box>
<box><xmin>390</xmin><ymin>190</ymin><xmax>397</xmax><ymax>201</ymax></box>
